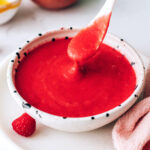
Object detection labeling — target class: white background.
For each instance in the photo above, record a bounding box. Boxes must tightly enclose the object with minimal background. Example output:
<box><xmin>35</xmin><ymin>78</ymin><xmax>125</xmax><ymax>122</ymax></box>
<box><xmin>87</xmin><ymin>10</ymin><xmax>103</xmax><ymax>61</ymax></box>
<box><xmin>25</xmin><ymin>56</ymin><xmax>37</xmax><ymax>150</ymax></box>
<box><xmin>1</xmin><ymin>0</ymin><xmax>150</xmax><ymax>62</ymax></box>
<box><xmin>0</xmin><ymin>0</ymin><xmax>150</xmax><ymax>149</ymax></box>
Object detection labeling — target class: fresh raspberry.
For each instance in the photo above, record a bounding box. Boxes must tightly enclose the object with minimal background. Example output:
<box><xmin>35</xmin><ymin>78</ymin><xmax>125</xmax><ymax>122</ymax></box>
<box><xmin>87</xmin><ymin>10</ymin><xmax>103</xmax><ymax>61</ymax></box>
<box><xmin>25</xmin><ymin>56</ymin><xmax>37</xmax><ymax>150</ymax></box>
<box><xmin>12</xmin><ymin>113</ymin><xmax>36</xmax><ymax>137</ymax></box>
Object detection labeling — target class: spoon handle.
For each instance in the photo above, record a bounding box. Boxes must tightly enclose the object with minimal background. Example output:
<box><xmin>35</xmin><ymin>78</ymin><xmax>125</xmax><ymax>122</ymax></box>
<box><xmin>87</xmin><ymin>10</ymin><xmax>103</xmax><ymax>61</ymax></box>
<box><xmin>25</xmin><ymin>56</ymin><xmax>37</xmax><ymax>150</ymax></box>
<box><xmin>90</xmin><ymin>0</ymin><xmax>116</xmax><ymax>24</ymax></box>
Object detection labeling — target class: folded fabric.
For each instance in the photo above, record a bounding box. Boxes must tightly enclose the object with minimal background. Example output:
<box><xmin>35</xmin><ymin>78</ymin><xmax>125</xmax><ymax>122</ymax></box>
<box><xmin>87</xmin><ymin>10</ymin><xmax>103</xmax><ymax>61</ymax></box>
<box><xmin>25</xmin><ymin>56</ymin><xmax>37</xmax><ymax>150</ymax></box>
<box><xmin>144</xmin><ymin>65</ymin><xmax>150</xmax><ymax>98</ymax></box>
<box><xmin>112</xmin><ymin>97</ymin><xmax>150</xmax><ymax>150</ymax></box>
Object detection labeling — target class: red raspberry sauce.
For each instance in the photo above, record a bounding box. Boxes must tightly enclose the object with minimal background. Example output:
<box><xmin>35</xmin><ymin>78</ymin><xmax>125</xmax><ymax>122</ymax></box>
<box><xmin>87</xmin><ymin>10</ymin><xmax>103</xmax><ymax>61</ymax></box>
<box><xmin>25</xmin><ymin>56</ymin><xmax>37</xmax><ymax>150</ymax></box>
<box><xmin>15</xmin><ymin>38</ymin><xmax>136</xmax><ymax>117</ymax></box>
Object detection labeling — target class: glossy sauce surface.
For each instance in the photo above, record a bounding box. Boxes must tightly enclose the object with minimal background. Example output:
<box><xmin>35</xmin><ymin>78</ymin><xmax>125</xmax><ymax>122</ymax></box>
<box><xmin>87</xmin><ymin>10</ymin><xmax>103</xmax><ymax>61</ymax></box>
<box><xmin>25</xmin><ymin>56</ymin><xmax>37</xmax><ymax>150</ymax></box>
<box><xmin>68</xmin><ymin>14</ymin><xmax>111</xmax><ymax>62</ymax></box>
<box><xmin>0</xmin><ymin>0</ymin><xmax>21</xmax><ymax>13</ymax></box>
<box><xmin>15</xmin><ymin>38</ymin><xmax>136</xmax><ymax>117</ymax></box>
<box><xmin>0</xmin><ymin>0</ymin><xmax>9</xmax><ymax>5</ymax></box>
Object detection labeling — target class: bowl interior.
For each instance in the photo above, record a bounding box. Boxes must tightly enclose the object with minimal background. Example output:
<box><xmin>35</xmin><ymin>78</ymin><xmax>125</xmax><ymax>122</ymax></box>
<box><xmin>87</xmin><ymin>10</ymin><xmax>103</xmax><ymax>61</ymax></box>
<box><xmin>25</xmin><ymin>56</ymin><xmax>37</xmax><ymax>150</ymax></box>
<box><xmin>0</xmin><ymin>0</ymin><xmax>21</xmax><ymax>13</ymax></box>
<box><xmin>0</xmin><ymin>0</ymin><xmax>20</xmax><ymax>8</ymax></box>
<box><xmin>7</xmin><ymin>0</ymin><xmax>20</xmax><ymax>4</ymax></box>
<box><xmin>104</xmin><ymin>34</ymin><xmax>144</xmax><ymax>89</ymax></box>
<box><xmin>8</xmin><ymin>28</ymin><xmax>145</xmax><ymax>120</ymax></box>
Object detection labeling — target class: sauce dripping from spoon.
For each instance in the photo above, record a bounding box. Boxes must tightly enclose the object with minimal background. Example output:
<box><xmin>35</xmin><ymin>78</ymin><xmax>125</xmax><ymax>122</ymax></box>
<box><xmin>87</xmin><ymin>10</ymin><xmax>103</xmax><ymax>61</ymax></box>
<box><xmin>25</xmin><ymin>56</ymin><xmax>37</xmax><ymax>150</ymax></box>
<box><xmin>66</xmin><ymin>0</ymin><xmax>116</xmax><ymax>79</ymax></box>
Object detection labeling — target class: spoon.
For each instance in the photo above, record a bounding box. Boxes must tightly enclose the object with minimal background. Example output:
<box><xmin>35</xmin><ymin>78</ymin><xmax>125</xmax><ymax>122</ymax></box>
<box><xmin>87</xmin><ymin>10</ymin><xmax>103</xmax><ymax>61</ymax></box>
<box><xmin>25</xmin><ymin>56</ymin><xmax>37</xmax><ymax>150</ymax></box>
<box><xmin>67</xmin><ymin>0</ymin><xmax>116</xmax><ymax>64</ymax></box>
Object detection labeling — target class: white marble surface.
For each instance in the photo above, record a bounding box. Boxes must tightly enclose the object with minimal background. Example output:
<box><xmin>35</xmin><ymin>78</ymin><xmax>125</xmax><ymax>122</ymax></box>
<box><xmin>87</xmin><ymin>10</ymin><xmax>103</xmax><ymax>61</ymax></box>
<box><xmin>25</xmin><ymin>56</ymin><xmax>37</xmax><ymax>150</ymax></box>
<box><xmin>1</xmin><ymin>0</ymin><xmax>150</xmax><ymax>62</ymax></box>
<box><xmin>0</xmin><ymin>0</ymin><xmax>150</xmax><ymax>149</ymax></box>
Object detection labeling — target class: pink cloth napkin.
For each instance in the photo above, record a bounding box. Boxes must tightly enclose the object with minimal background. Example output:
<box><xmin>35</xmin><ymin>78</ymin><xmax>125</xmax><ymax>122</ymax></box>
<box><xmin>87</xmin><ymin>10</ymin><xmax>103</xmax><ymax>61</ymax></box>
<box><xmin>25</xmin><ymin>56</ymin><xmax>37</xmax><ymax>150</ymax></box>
<box><xmin>112</xmin><ymin>66</ymin><xmax>150</xmax><ymax>150</ymax></box>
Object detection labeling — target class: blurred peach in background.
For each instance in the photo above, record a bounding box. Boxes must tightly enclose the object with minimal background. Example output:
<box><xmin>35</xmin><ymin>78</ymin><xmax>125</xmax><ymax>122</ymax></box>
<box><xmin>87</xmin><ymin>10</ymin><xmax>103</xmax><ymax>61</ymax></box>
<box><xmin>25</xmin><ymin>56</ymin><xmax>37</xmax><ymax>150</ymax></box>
<box><xmin>32</xmin><ymin>0</ymin><xmax>77</xmax><ymax>9</ymax></box>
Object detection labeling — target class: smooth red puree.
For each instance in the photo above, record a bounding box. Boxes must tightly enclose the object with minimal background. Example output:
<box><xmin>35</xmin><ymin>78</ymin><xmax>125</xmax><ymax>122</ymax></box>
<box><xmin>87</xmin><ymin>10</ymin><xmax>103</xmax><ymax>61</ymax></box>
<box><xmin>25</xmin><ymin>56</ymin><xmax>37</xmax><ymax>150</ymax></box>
<box><xmin>68</xmin><ymin>14</ymin><xmax>111</xmax><ymax>62</ymax></box>
<box><xmin>15</xmin><ymin>38</ymin><xmax>136</xmax><ymax>117</ymax></box>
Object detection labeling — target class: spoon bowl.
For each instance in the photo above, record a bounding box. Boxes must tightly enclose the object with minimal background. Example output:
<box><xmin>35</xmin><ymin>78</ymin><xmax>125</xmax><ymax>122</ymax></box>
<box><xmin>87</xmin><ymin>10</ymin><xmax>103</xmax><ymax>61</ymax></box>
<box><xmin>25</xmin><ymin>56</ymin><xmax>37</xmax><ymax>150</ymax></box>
<box><xmin>67</xmin><ymin>0</ymin><xmax>116</xmax><ymax>63</ymax></box>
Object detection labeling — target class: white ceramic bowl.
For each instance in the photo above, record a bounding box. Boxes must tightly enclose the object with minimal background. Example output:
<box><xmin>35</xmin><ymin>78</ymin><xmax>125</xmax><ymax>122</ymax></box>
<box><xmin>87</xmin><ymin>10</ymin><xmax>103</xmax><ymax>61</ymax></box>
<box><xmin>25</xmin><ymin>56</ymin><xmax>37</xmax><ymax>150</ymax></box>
<box><xmin>0</xmin><ymin>0</ymin><xmax>21</xmax><ymax>25</ymax></box>
<box><xmin>7</xmin><ymin>28</ymin><xmax>145</xmax><ymax>132</ymax></box>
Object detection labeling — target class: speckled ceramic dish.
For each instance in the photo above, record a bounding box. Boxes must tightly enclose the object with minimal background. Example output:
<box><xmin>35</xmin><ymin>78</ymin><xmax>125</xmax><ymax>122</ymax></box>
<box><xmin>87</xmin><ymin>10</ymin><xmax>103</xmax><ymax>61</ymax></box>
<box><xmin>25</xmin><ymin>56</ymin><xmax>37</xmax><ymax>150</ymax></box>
<box><xmin>0</xmin><ymin>0</ymin><xmax>21</xmax><ymax>25</ymax></box>
<box><xmin>7</xmin><ymin>28</ymin><xmax>145</xmax><ymax>132</ymax></box>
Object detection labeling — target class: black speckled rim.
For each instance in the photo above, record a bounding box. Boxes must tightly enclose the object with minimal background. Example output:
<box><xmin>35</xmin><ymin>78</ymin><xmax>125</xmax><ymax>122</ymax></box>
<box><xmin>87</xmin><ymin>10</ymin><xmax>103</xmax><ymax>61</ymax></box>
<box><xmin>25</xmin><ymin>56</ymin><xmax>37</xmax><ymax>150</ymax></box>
<box><xmin>7</xmin><ymin>28</ymin><xmax>145</xmax><ymax>123</ymax></box>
